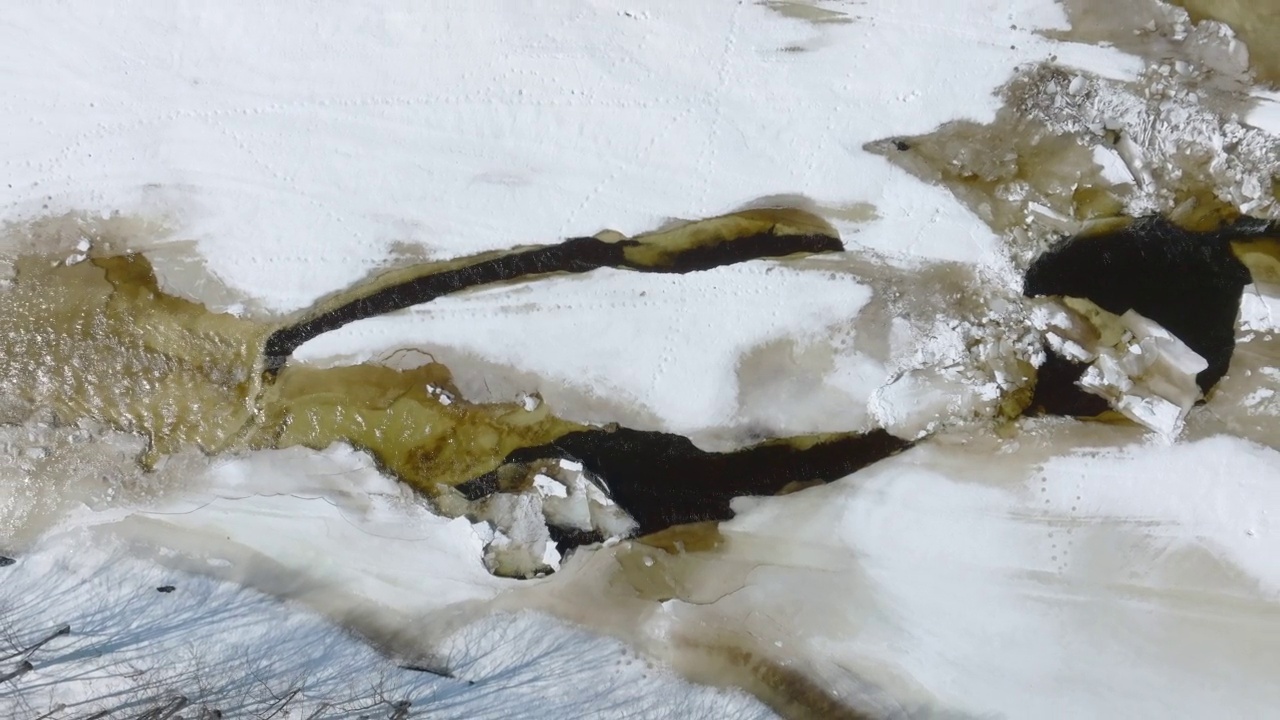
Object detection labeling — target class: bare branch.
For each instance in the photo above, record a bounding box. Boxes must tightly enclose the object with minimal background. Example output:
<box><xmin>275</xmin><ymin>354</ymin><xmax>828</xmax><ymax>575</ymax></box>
<box><xmin>135</xmin><ymin>695</ymin><xmax>188</xmax><ymax>720</ymax></box>
<box><xmin>396</xmin><ymin>663</ymin><xmax>454</xmax><ymax>680</ymax></box>
<box><xmin>0</xmin><ymin>659</ymin><xmax>33</xmax><ymax>683</ymax></box>
<box><xmin>0</xmin><ymin>624</ymin><xmax>71</xmax><ymax>662</ymax></box>
<box><xmin>34</xmin><ymin>702</ymin><xmax>66</xmax><ymax>719</ymax></box>
<box><xmin>260</xmin><ymin>687</ymin><xmax>301</xmax><ymax>720</ymax></box>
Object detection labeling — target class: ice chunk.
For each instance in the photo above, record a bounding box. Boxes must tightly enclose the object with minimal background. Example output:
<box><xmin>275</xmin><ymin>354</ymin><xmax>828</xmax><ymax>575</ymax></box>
<box><xmin>475</xmin><ymin>492</ymin><xmax>555</xmax><ymax>578</ymax></box>
<box><xmin>532</xmin><ymin>473</ymin><xmax>568</xmax><ymax>498</ymax></box>
<box><xmin>1240</xmin><ymin>287</ymin><xmax>1280</xmax><ymax>333</ymax></box>
<box><xmin>1116</xmin><ymin>395</ymin><xmax>1184</xmax><ymax>439</ymax></box>
<box><xmin>1031</xmin><ymin>299</ymin><xmax>1100</xmax><ymax>362</ymax></box>
<box><xmin>1046</xmin><ymin>332</ymin><xmax>1094</xmax><ymax>363</ymax></box>
<box><xmin>1073</xmin><ymin>308</ymin><xmax>1208</xmax><ymax>437</ymax></box>
<box><xmin>587</xmin><ymin>489</ymin><xmax>638</xmax><ymax>539</ymax></box>
<box><xmin>424</xmin><ymin>384</ymin><xmax>455</xmax><ymax>405</ymax></box>
<box><xmin>1091</xmin><ymin>144</ymin><xmax>1134</xmax><ymax>185</ymax></box>
<box><xmin>540</xmin><ymin>539</ymin><xmax>561</xmax><ymax>572</ymax></box>
<box><xmin>531</xmin><ymin>462</ymin><xmax>638</xmax><ymax>543</ymax></box>
<box><xmin>540</xmin><ymin>472</ymin><xmax>594</xmax><ymax>532</ymax></box>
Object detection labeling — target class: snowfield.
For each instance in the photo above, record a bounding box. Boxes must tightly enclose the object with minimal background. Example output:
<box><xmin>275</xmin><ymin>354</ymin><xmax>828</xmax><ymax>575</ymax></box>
<box><xmin>2</xmin><ymin>0</ymin><xmax>1279</xmax><ymax>718</ymax></box>
<box><xmin>1</xmin><ymin>532</ymin><xmax>772</xmax><ymax>719</ymax></box>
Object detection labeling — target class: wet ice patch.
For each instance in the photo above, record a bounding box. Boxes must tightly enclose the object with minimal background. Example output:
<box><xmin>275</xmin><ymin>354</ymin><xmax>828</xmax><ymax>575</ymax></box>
<box><xmin>868</xmin><ymin>288</ymin><xmax>1042</xmax><ymax>439</ymax></box>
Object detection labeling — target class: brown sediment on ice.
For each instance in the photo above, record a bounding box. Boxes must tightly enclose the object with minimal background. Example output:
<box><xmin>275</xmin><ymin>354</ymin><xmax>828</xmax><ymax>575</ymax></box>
<box><xmin>1046</xmin><ymin>0</ymin><xmax>1265</xmax><ymax>91</ymax></box>
<box><xmin>5</xmin><ymin>193</ymin><xmax>1280</xmax><ymax>717</ymax></box>
<box><xmin>4</xmin><ymin>206</ymin><xmax>1272</xmax><ymax>531</ymax></box>
<box><xmin>861</xmin><ymin>5</ymin><xmax>1280</xmax><ymax>436</ymax></box>
<box><xmin>867</xmin><ymin>106</ymin><xmax>1124</xmax><ymax>251</ymax></box>
<box><xmin>0</xmin><ymin>207</ymin><xmax>933</xmax><ymax>718</ymax></box>
<box><xmin>866</xmin><ymin>54</ymin><xmax>1280</xmax><ymax>265</ymax></box>
<box><xmin>675</xmin><ymin>641</ymin><xmax>885</xmax><ymax>720</ymax></box>
<box><xmin>0</xmin><ymin>209</ymin><xmax>923</xmax><ymax>556</ymax></box>
<box><xmin>0</xmin><ymin>240</ymin><xmax>267</xmax><ymax>462</ymax></box>
<box><xmin>759</xmin><ymin>0</ymin><xmax>854</xmax><ymax>26</ymax></box>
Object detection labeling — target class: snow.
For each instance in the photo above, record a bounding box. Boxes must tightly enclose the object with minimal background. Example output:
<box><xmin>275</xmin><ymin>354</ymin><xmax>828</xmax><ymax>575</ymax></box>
<box><xmin>1</xmin><ymin>0</ymin><xmax>1279</xmax><ymax>717</ymax></box>
<box><xmin>665</xmin><ymin>427</ymin><xmax>1280</xmax><ymax>718</ymax></box>
<box><xmin>88</xmin><ymin>444</ymin><xmax>511</xmax><ymax>616</ymax></box>
<box><xmin>295</xmin><ymin>264</ymin><xmax>878</xmax><ymax>437</ymax></box>
<box><xmin>1</xmin><ymin>0</ymin><xmax>1140</xmax><ymax>317</ymax></box>
<box><xmin>0</xmin><ymin>531</ymin><xmax>770</xmax><ymax>719</ymax></box>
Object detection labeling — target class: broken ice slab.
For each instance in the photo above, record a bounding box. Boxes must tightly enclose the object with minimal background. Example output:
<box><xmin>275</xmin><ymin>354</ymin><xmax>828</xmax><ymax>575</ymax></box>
<box><xmin>474</xmin><ymin>492</ymin><xmax>559</xmax><ymax>577</ymax></box>
<box><xmin>1025</xmin><ymin>215</ymin><xmax>1260</xmax><ymax>394</ymax></box>
<box><xmin>1074</xmin><ymin>307</ymin><xmax>1209</xmax><ymax>437</ymax></box>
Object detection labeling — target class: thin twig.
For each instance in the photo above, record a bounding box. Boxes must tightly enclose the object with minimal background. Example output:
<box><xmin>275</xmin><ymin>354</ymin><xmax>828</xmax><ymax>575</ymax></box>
<box><xmin>0</xmin><ymin>624</ymin><xmax>70</xmax><ymax>662</ymax></box>
<box><xmin>261</xmin><ymin>688</ymin><xmax>301</xmax><ymax>720</ymax></box>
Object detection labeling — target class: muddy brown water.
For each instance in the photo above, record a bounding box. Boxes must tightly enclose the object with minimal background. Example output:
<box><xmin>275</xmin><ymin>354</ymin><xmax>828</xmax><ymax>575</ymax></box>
<box><xmin>0</xmin><ymin>208</ymin><xmax>911</xmax><ymax>548</ymax></box>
